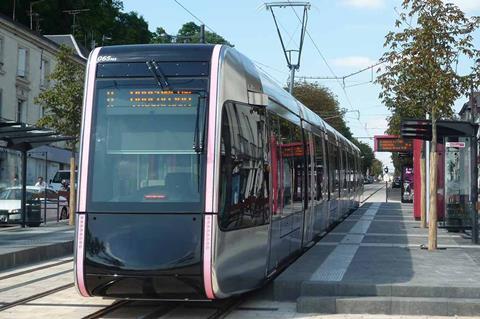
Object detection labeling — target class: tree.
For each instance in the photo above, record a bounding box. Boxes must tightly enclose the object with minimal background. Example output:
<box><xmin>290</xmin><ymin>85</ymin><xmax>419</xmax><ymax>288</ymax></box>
<box><xmin>151</xmin><ymin>21</ymin><xmax>232</xmax><ymax>45</ymax></box>
<box><xmin>109</xmin><ymin>11</ymin><xmax>151</xmax><ymax>45</ymax></box>
<box><xmin>35</xmin><ymin>46</ymin><xmax>84</xmax><ymax>226</ymax></box>
<box><xmin>352</xmin><ymin>140</ymin><xmax>374</xmax><ymax>175</ymax></box>
<box><xmin>371</xmin><ymin>158</ymin><xmax>383</xmax><ymax>178</ymax></box>
<box><xmin>292</xmin><ymin>81</ymin><xmax>379</xmax><ymax>175</ymax></box>
<box><xmin>150</xmin><ymin>27</ymin><xmax>171</xmax><ymax>44</ymax></box>
<box><xmin>292</xmin><ymin>81</ymin><xmax>353</xmax><ymax>140</ymax></box>
<box><xmin>0</xmin><ymin>0</ymin><xmax>151</xmax><ymax>47</ymax></box>
<box><xmin>376</xmin><ymin>0</ymin><xmax>480</xmax><ymax>250</ymax></box>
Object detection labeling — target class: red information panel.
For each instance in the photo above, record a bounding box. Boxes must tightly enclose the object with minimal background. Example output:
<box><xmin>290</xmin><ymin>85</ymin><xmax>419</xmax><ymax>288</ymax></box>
<box><xmin>374</xmin><ymin>135</ymin><xmax>413</xmax><ymax>152</ymax></box>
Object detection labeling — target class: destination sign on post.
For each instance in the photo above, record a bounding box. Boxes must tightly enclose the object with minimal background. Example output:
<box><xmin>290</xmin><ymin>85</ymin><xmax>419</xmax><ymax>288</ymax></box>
<box><xmin>374</xmin><ymin>135</ymin><xmax>413</xmax><ymax>152</ymax></box>
<box><xmin>445</xmin><ymin>142</ymin><xmax>466</xmax><ymax>148</ymax></box>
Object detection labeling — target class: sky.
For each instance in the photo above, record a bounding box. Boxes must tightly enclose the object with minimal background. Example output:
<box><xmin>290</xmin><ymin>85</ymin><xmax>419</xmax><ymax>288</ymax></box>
<box><xmin>123</xmin><ymin>0</ymin><xmax>480</xmax><ymax>170</ymax></box>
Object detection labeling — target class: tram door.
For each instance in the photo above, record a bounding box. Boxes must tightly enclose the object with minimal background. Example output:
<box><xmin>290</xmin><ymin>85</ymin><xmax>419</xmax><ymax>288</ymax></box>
<box><xmin>302</xmin><ymin>130</ymin><xmax>315</xmax><ymax>246</ymax></box>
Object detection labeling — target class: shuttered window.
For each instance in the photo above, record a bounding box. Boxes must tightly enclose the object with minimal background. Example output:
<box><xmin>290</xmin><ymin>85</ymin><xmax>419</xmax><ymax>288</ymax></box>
<box><xmin>17</xmin><ymin>48</ymin><xmax>27</xmax><ymax>77</ymax></box>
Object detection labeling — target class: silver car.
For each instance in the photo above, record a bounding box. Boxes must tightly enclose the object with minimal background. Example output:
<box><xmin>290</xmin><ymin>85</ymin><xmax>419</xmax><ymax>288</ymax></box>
<box><xmin>0</xmin><ymin>186</ymin><xmax>69</xmax><ymax>226</ymax></box>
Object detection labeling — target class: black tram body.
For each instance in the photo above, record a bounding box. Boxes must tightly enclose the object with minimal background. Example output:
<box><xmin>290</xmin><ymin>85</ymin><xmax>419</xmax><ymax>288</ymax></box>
<box><xmin>74</xmin><ymin>44</ymin><xmax>362</xmax><ymax>300</ymax></box>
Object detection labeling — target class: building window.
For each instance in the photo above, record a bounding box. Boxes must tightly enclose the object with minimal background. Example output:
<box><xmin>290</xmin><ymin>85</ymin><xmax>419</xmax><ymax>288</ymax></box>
<box><xmin>17</xmin><ymin>48</ymin><xmax>28</xmax><ymax>78</ymax></box>
<box><xmin>40</xmin><ymin>58</ymin><xmax>49</xmax><ymax>87</ymax></box>
<box><xmin>17</xmin><ymin>99</ymin><xmax>25</xmax><ymax>122</ymax></box>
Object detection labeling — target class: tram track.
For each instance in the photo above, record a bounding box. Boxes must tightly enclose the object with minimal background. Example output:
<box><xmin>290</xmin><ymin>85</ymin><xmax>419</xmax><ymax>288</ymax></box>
<box><xmin>0</xmin><ymin>258</ymin><xmax>73</xmax><ymax>281</ymax></box>
<box><xmin>360</xmin><ymin>184</ymin><xmax>385</xmax><ymax>204</ymax></box>
<box><xmin>0</xmin><ymin>282</ymin><xmax>74</xmax><ymax>312</ymax></box>
<box><xmin>82</xmin><ymin>300</ymin><xmax>133</xmax><ymax>319</ymax></box>
<box><xmin>80</xmin><ymin>294</ymin><xmax>248</xmax><ymax>319</ymax></box>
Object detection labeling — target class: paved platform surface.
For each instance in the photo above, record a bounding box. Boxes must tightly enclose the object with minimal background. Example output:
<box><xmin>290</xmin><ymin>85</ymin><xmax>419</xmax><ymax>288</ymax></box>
<box><xmin>0</xmin><ymin>222</ymin><xmax>73</xmax><ymax>271</ymax></box>
<box><xmin>273</xmin><ymin>187</ymin><xmax>480</xmax><ymax>316</ymax></box>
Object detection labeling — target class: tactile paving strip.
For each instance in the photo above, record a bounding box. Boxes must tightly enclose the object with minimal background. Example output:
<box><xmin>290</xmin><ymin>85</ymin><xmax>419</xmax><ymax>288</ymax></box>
<box><xmin>310</xmin><ymin>204</ymin><xmax>380</xmax><ymax>282</ymax></box>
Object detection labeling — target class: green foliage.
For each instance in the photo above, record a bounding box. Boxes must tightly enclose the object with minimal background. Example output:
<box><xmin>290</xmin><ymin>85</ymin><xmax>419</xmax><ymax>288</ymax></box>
<box><xmin>35</xmin><ymin>46</ymin><xmax>84</xmax><ymax>149</ymax></box>
<box><xmin>151</xmin><ymin>21</ymin><xmax>232</xmax><ymax>45</ymax></box>
<box><xmin>352</xmin><ymin>139</ymin><xmax>374</xmax><ymax>174</ymax></box>
<box><xmin>370</xmin><ymin>158</ymin><xmax>383</xmax><ymax>177</ymax></box>
<box><xmin>377</xmin><ymin>0</ymin><xmax>480</xmax><ymax>185</ymax></box>
<box><xmin>377</xmin><ymin>0</ymin><xmax>480</xmax><ymax>124</ymax></box>
<box><xmin>291</xmin><ymin>81</ymin><xmax>378</xmax><ymax>174</ymax></box>
<box><xmin>0</xmin><ymin>0</ymin><xmax>151</xmax><ymax>46</ymax></box>
<box><xmin>292</xmin><ymin>81</ymin><xmax>353</xmax><ymax>140</ymax></box>
<box><xmin>150</xmin><ymin>27</ymin><xmax>171</xmax><ymax>44</ymax></box>
<box><xmin>109</xmin><ymin>11</ymin><xmax>151</xmax><ymax>45</ymax></box>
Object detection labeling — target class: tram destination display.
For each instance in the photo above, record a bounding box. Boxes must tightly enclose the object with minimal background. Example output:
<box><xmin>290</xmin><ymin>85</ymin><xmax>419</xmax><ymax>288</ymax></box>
<box><xmin>104</xmin><ymin>89</ymin><xmax>197</xmax><ymax>108</ymax></box>
<box><xmin>374</xmin><ymin>135</ymin><xmax>413</xmax><ymax>152</ymax></box>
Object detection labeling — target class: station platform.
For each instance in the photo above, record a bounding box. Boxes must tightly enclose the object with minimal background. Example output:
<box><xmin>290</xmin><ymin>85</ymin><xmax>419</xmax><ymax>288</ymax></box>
<box><xmin>0</xmin><ymin>223</ymin><xmax>73</xmax><ymax>271</ymax></box>
<box><xmin>272</xmin><ymin>188</ymin><xmax>480</xmax><ymax>316</ymax></box>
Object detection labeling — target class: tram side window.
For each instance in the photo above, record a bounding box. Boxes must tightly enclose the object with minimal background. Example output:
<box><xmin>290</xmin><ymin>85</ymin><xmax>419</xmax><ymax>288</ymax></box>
<box><xmin>279</xmin><ymin>117</ymin><xmax>294</xmax><ymax>215</ymax></box>
<box><xmin>350</xmin><ymin>153</ymin><xmax>355</xmax><ymax>191</ymax></box>
<box><xmin>219</xmin><ymin>102</ymin><xmax>269</xmax><ymax>231</ymax></box>
<box><xmin>314</xmin><ymin>134</ymin><xmax>324</xmax><ymax>201</ymax></box>
<box><xmin>268</xmin><ymin>112</ymin><xmax>282</xmax><ymax>216</ymax></box>
<box><xmin>291</xmin><ymin>125</ymin><xmax>305</xmax><ymax>210</ymax></box>
<box><xmin>329</xmin><ymin>142</ymin><xmax>338</xmax><ymax>196</ymax></box>
<box><xmin>342</xmin><ymin>150</ymin><xmax>348</xmax><ymax>192</ymax></box>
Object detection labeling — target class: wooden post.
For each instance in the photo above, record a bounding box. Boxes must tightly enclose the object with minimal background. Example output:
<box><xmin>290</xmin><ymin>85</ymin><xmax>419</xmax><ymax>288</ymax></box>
<box><xmin>420</xmin><ymin>141</ymin><xmax>427</xmax><ymax>228</ymax></box>
<box><xmin>68</xmin><ymin>156</ymin><xmax>76</xmax><ymax>226</ymax></box>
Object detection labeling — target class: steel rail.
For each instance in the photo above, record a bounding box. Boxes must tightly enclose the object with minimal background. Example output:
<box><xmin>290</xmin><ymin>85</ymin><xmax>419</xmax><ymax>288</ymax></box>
<box><xmin>0</xmin><ymin>283</ymin><xmax>74</xmax><ymax>312</ymax></box>
<box><xmin>0</xmin><ymin>258</ymin><xmax>73</xmax><ymax>281</ymax></box>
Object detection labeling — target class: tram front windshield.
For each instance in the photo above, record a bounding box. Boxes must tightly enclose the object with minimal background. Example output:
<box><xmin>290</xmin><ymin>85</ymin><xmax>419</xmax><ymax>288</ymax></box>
<box><xmin>88</xmin><ymin>78</ymin><xmax>207</xmax><ymax>212</ymax></box>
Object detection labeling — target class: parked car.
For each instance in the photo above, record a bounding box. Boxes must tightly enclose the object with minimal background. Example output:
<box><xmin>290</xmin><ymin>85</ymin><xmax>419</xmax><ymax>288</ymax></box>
<box><xmin>392</xmin><ymin>177</ymin><xmax>402</xmax><ymax>188</ymax></box>
<box><xmin>0</xmin><ymin>186</ymin><xmax>69</xmax><ymax>226</ymax></box>
<box><xmin>50</xmin><ymin>170</ymin><xmax>77</xmax><ymax>191</ymax></box>
<box><xmin>364</xmin><ymin>176</ymin><xmax>374</xmax><ymax>184</ymax></box>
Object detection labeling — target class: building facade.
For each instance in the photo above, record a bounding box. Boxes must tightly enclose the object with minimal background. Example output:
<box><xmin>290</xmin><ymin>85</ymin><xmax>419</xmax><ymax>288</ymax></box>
<box><xmin>0</xmin><ymin>14</ymin><xmax>86</xmax><ymax>187</ymax></box>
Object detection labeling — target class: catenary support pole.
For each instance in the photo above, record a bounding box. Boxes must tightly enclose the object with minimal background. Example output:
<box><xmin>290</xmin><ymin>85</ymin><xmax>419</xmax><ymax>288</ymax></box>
<box><xmin>200</xmin><ymin>24</ymin><xmax>205</xmax><ymax>43</ymax></box>
<box><xmin>289</xmin><ymin>67</ymin><xmax>295</xmax><ymax>93</ymax></box>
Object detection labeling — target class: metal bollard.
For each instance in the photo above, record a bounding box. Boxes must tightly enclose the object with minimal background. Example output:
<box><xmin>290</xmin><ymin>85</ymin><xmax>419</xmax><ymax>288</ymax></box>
<box><xmin>385</xmin><ymin>181</ymin><xmax>388</xmax><ymax>203</ymax></box>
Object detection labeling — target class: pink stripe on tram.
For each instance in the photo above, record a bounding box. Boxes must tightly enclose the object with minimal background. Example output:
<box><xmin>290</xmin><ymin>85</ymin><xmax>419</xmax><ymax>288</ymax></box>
<box><xmin>75</xmin><ymin>214</ymin><xmax>89</xmax><ymax>296</ymax></box>
<box><xmin>203</xmin><ymin>44</ymin><xmax>222</xmax><ymax>299</ymax></box>
<box><xmin>75</xmin><ymin>48</ymin><xmax>100</xmax><ymax>297</ymax></box>
<box><xmin>78</xmin><ymin>48</ymin><xmax>100</xmax><ymax>212</ymax></box>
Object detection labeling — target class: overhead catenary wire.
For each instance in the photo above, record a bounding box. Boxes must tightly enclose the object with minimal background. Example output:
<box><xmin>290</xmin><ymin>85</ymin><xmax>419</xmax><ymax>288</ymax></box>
<box><xmin>297</xmin><ymin>61</ymin><xmax>384</xmax><ymax>82</ymax></box>
<box><xmin>172</xmin><ymin>0</ymin><xmax>217</xmax><ymax>33</ymax></box>
<box><xmin>286</xmin><ymin>2</ymin><xmax>369</xmax><ymax>136</ymax></box>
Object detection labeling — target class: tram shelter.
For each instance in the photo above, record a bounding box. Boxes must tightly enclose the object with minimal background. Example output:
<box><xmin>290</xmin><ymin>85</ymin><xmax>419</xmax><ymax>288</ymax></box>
<box><xmin>402</xmin><ymin>119</ymin><xmax>479</xmax><ymax>243</ymax></box>
<box><xmin>0</xmin><ymin>119</ymin><xmax>73</xmax><ymax>227</ymax></box>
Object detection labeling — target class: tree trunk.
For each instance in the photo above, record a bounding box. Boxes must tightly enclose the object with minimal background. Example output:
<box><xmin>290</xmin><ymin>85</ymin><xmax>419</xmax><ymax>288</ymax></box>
<box><xmin>68</xmin><ymin>150</ymin><xmax>76</xmax><ymax>226</ymax></box>
<box><xmin>428</xmin><ymin>114</ymin><xmax>438</xmax><ymax>250</ymax></box>
<box><xmin>420</xmin><ymin>141</ymin><xmax>427</xmax><ymax>228</ymax></box>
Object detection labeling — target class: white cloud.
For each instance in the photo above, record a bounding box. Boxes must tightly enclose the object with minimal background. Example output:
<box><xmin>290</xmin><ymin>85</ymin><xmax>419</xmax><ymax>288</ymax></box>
<box><xmin>342</xmin><ymin>0</ymin><xmax>384</xmax><ymax>9</ymax></box>
<box><xmin>448</xmin><ymin>0</ymin><xmax>480</xmax><ymax>12</ymax></box>
<box><xmin>332</xmin><ymin>56</ymin><xmax>378</xmax><ymax>68</ymax></box>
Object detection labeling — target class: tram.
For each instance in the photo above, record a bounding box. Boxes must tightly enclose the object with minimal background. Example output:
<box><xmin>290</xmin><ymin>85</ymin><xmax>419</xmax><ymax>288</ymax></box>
<box><xmin>74</xmin><ymin>44</ymin><xmax>362</xmax><ymax>300</ymax></box>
